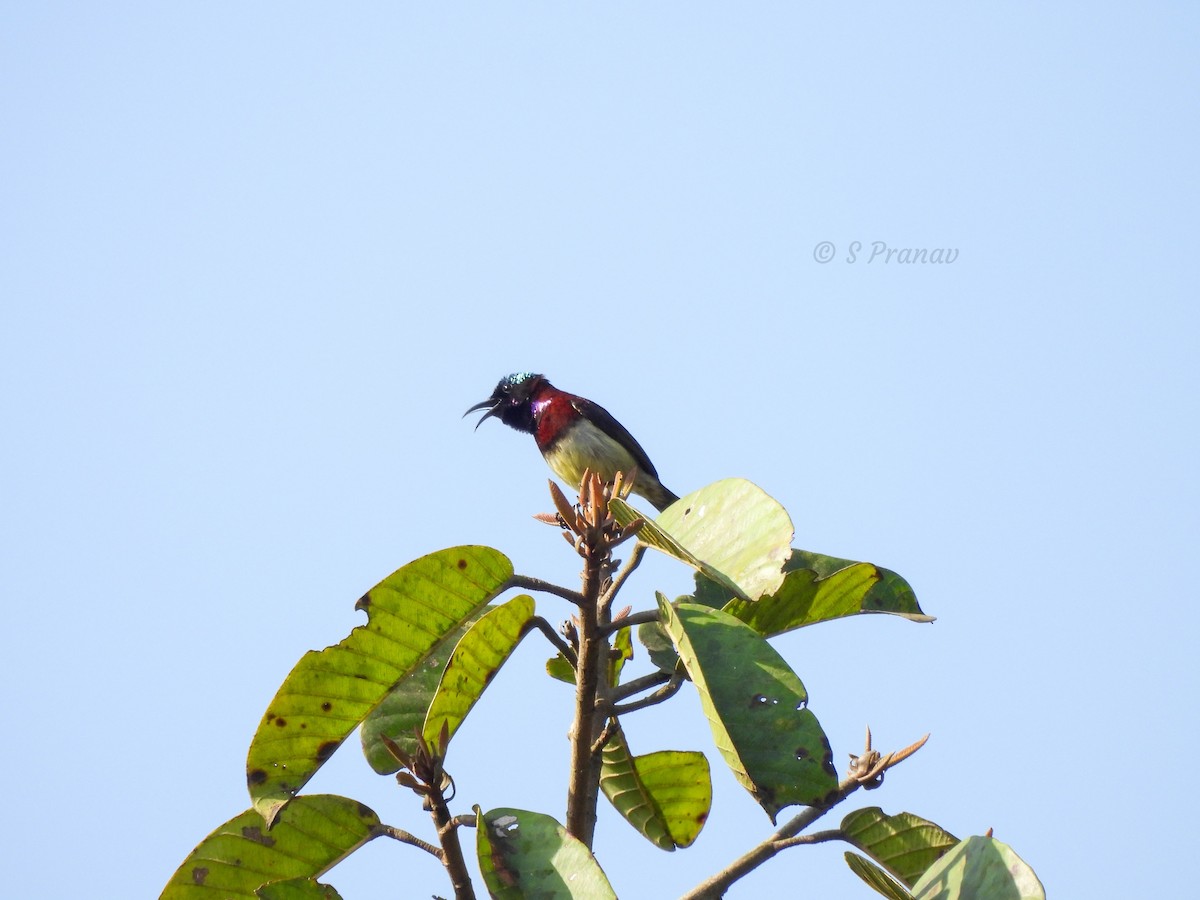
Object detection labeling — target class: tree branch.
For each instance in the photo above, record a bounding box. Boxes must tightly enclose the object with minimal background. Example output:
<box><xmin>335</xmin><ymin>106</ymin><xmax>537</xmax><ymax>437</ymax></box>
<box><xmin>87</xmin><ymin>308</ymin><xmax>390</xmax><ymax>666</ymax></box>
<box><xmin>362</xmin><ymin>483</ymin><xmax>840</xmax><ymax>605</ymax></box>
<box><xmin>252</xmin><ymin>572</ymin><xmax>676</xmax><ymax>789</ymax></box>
<box><xmin>599</xmin><ymin>543</ymin><xmax>645</xmax><ymax>614</ymax></box>
<box><xmin>610</xmin><ymin>669</ymin><xmax>671</xmax><ymax>702</ymax></box>
<box><xmin>523</xmin><ymin>616</ymin><xmax>578</xmax><ymax>667</ymax></box>
<box><xmin>611</xmin><ymin>668</ymin><xmax>684</xmax><ymax>715</ymax></box>
<box><xmin>507</xmin><ymin>573</ymin><xmax>586</xmax><ymax>606</ymax></box>
<box><xmin>598</xmin><ymin>607</ymin><xmax>659</xmax><ymax>636</ymax></box>
<box><xmin>426</xmin><ymin>769</ymin><xmax>476</xmax><ymax>900</ymax></box>
<box><xmin>679</xmin><ymin>729</ymin><xmax>930</xmax><ymax>899</ymax></box>
<box><xmin>373</xmin><ymin>824</ymin><xmax>442</xmax><ymax>858</ymax></box>
<box><xmin>678</xmin><ymin>780</ymin><xmax>861</xmax><ymax>900</ymax></box>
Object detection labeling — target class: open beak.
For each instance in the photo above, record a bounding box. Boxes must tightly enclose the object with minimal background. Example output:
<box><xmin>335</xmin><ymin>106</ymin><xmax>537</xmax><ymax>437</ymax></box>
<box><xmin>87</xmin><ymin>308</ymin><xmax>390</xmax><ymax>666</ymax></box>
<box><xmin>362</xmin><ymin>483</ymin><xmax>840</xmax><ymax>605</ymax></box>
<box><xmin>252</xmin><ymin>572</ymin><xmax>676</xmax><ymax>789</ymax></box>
<box><xmin>464</xmin><ymin>398</ymin><xmax>501</xmax><ymax>430</ymax></box>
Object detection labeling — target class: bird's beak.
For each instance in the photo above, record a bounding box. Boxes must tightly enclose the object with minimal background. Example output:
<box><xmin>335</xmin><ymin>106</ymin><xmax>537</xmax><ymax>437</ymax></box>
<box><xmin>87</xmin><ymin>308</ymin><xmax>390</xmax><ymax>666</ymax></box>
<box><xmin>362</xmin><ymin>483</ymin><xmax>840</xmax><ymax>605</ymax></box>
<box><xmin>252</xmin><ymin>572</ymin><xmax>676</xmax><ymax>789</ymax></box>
<box><xmin>464</xmin><ymin>399</ymin><xmax>501</xmax><ymax>430</ymax></box>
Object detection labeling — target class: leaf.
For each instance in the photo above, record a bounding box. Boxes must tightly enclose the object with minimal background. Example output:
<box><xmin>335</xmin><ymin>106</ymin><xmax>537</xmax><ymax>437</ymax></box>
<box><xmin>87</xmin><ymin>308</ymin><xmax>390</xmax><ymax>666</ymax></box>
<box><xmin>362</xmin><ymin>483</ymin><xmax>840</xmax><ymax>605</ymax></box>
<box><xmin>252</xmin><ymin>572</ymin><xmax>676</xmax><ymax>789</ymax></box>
<box><xmin>729</xmin><ymin>563</ymin><xmax>932</xmax><ymax>636</ymax></box>
<box><xmin>599</xmin><ymin>733</ymin><xmax>711</xmax><ymax>850</ymax></box>
<box><xmin>695</xmin><ymin>552</ymin><xmax>931</xmax><ymax>635</ymax></box>
<box><xmin>245</xmin><ymin>546</ymin><xmax>512</xmax><ymax>823</ymax></box>
<box><xmin>637</xmin><ymin>618</ymin><xmax>679</xmax><ymax>673</ymax></box>
<box><xmin>910</xmin><ymin>835</ymin><xmax>1045</xmax><ymax>900</ymax></box>
<box><xmin>476</xmin><ymin>807</ymin><xmax>617</xmax><ymax>900</ymax></box>
<box><xmin>609</xmin><ymin>625</ymin><xmax>633</xmax><ymax>685</ymax></box>
<box><xmin>423</xmin><ymin>595</ymin><xmax>535</xmax><ymax>748</ymax></box>
<box><xmin>787</xmin><ymin>550</ymin><xmax>929</xmax><ymax>619</ymax></box>
<box><xmin>844</xmin><ymin>852</ymin><xmax>915</xmax><ymax>900</ymax></box>
<box><xmin>657</xmin><ymin>597</ymin><xmax>837</xmax><ymax>821</ymax></box>
<box><xmin>361</xmin><ymin>614</ymin><xmax>481</xmax><ymax>775</ymax></box>
<box><xmin>610</xmin><ymin>497</ymin><xmax>748</xmax><ymax>601</ymax></box>
<box><xmin>256</xmin><ymin>878</ymin><xmax>344</xmax><ymax>899</ymax></box>
<box><xmin>610</xmin><ymin>478</ymin><xmax>794</xmax><ymax>600</ymax></box>
<box><xmin>160</xmin><ymin>795</ymin><xmax>377</xmax><ymax>899</ymax></box>
<box><xmin>546</xmin><ymin>651</ymin><xmax>575</xmax><ymax>684</ymax></box>
<box><xmin>841</xmin><ymin>807</ymin><xmax>958</xmax><ymax>887</ymax></box>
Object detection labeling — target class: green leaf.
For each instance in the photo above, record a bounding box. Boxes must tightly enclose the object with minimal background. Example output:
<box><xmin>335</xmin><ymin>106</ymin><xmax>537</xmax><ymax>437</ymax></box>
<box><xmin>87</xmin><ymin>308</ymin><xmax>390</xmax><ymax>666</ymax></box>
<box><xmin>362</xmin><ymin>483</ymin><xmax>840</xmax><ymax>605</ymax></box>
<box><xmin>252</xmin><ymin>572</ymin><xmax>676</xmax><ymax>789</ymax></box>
<box><xmin>657</xmin><ymin>596</ymin><xmax>837</xmax><ymax>821</ymax></box>
<box><xmin>726</xmin><ymin>561</ymin><xmax>932</xmax><ymax>635</ymax></box>
<box><xmin>787</xmin><ymin>550</ymin><xmax>929</xmax><ymax>620</ymax></box>
<box><xmin>841</xmin><ymin>807</ymin><xmax>958</xmax><ymax>887</ymax></box>
<box><xmin>637</xmin><ymin>619</ymin><xmax>679</xmax><ymax>673</ymax></box>
<box><xmin>610</xmin><ymin>625</ymin><xmax>632</xmax><ymax>684</ymax></box>
<box><xmin>546</xmin><ymin>651</ymin><xmax>575</xmax><ymax>684</ymax></box>
<box><xmin>161</xmin><ymin>795</ymin><xmax>378</xmax><ymax>899</ymax></box>
<box><xmin>256</xmin><ymin>878</ymin><xmax>343</xmax><ymax>899</ymax></box>
<box><xmin>692</xmin><ymin>549</ymin><xmax>931</xmax><ymax>635</ymax></box>
<box><xmin>611</xmin><ymin>478</ymin><xmax>793</xmax><ymax>600</ymax></box>
<box><xmin>600</xmin><ymin>733</ymin><xmax>711</xmax><ymax>850</ymax></box>
<box><xmin>423</xmin><ymin>594</ymin><xmax>535</xmax><ymax>748</ymax></box>
<box><xmin>361</xmin><ymin>613</ymin><xmax>482</xmax><ymax>775</ymax></box>
<box><xmin>844</xmin><ymin>852</ymin><xmax>915</xmax><ymax>900</ymax></box>
<box><xmin>910</xmin><ymin>835</ymin><xmax>1045</xmax><ymax>900</ymax></box>
<box><xmin>476</xmin><ymin>807</ymin><xmax>617</xmax><ymax>900</ymax></box>
<box><xmin>245</xmin><ymin>546</ymin><xmax>512</xmax><ymax>823</ymax></box>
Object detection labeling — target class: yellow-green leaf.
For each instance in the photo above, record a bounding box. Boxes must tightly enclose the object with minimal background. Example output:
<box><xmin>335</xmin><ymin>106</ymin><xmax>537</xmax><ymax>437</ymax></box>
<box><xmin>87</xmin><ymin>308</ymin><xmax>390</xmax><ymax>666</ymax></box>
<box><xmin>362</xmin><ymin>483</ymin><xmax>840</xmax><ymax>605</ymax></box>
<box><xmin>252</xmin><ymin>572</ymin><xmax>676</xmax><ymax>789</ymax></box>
<box><xmin>911</xmin><ymin>835</ymin><xmax>1045</xmax><ymax>899</ymax></box>
<box><xmin>845</xmin><ymin>852</ymin><xmax>916</xmax><ymax>900</ymax></box>
<box><xmin>600</xmin><ymin>733</ymin><xmax>711</xmax><ymax>850</ymax></box>
<box><xmin>161</xmin><ymin>795</ymin><xmax>377</xmax><ymax>898</ymax></box>
<box><xmin>246</xmin><ymin>546</ymin><xmax>512</xmax><ymax>823</ymax></box>
<box><xmin>611</xmin><ymin>479</ymin><xmax>793</xmax><ymax>600</ymax></box>
<box><xmin>256</xmin><ymin>878</ymin><xmax>343</xmax><ymax>899</ymax></box>
<box><xmin>423</xmin><ymin>595</ymin><xmax>535</xmax><ymax>748</ymax></box>
<box><xmin>723</xmin><ymin>561</ymin><xmax>932</xmax><ymax>637</ymax></box>
<box><xmin>841</xmin><ymin>807</ymin><xmax>958</xmax><ymax>887</ymax></box>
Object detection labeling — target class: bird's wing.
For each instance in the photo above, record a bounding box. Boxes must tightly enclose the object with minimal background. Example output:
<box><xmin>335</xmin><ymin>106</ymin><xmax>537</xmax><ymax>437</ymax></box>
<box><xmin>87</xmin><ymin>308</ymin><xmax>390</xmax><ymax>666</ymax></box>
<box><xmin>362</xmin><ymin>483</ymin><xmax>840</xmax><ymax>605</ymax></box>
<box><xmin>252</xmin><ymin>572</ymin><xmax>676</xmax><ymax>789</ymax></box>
<box><xmin>570</xmin><ymin>396</ymin><xmax>661</xmax><ymax>480</ymax></box>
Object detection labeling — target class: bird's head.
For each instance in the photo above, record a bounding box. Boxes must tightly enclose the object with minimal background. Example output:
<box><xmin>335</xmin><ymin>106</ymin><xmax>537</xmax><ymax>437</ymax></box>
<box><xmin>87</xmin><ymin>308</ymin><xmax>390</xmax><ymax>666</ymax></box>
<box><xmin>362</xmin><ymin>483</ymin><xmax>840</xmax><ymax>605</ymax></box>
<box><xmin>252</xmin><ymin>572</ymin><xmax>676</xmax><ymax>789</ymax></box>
<box><xmin>465</xmin><ymin>372</ymin><xmax>548</xmax><ymax>434</ymax></box>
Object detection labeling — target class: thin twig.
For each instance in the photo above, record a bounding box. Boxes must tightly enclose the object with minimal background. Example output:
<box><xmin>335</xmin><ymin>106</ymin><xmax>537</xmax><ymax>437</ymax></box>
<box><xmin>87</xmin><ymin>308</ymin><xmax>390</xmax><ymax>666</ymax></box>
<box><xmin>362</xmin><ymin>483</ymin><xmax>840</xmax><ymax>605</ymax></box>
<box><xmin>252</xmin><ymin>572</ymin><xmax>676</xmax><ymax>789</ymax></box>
<box><xmin>599</xmin><ymin>543</ymin><xmax>645</xmax><ymax>614</ymax></box>
<box><xmin>679</xmin><ymin>729</ymin><xmax>930</xmax><ymax>899</ymax></box>
<box><xmin>524</xmin><ymin>616</ymin><xmax>578</xmax><ymax>667</ymax></box>
<box><xmin>373</xmin><ymin>824</ymin><xmax>442</xmax><ymax>858</ymax></box>
<box><xmin>507</xmin><ymin>573</ymin><xmax>586</xmax><ymax>606</ymax></box>
<box><xmin>590</xmin><ymin>717</ymin><xmax>619</xmax><ymax>756</ymax></box>
<box><xmin>611</xmin><ymin>669</ymin><xmax>672</xmax><ymax>702</ymax></box>
<box><xmin>612</xmin><ymin>669</ymin><xmax>684</xmax><ymax>715</ymax></box>
<box><xmin>598</xmin><ymin>607</ymin><xmax>660</xmax><ymax>636</ymax></box>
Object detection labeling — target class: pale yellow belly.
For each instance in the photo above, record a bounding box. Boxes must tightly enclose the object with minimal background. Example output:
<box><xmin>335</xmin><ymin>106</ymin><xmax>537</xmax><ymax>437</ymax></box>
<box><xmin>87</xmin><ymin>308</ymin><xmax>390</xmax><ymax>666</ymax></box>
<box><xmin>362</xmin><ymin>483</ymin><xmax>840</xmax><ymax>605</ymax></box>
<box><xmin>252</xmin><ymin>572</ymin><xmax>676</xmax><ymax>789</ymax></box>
<box><xmin>541</xmin><ymin>420</ymin><xmax>639</xmax><ymax>489</ymax></box>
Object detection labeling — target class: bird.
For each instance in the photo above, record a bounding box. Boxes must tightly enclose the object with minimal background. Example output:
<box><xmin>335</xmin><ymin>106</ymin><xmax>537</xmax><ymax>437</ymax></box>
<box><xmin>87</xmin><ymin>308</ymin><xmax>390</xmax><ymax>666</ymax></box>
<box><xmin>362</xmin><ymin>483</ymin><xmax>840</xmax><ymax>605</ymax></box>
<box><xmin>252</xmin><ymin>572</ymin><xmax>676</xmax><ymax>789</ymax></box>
<box><xmin>466</xmin><ymin>372</ymin><xmax>679</xmax><ymax>512</ymax></box>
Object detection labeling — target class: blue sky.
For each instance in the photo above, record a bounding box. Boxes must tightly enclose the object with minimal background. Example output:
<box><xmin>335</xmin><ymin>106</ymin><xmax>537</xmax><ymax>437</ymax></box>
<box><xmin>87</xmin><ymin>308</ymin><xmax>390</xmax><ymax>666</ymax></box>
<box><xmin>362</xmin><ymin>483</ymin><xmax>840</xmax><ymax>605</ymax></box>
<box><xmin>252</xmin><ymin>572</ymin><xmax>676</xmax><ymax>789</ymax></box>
<box><xmin>3</xmin><ymin>4</ymin><xmax>1196</xmax><ymax>897</ymax></box>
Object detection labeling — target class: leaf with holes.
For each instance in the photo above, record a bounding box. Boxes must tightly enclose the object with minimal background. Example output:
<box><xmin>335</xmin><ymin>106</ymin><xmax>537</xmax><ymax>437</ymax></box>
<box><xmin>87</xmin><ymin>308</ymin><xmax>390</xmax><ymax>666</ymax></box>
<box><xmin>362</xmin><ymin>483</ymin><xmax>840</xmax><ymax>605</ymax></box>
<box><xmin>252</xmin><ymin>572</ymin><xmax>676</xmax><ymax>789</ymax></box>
<box><xmin>600</xmin><ymin>732</ymin><xmax>711</xmax><ymax>850</ymax></box>
<box><xmin>476</xmin><ymin>807</ymin><xmax>617</xmax><ymax>899</ymax></box>
<box><xmin>611</xmin><ymin>479</ymin><xmax>793</xmax><ymax>600</ymax></box>
<box><xmin>657</xmin><ymin>597</ymin><xmax>837</xmax><ymax>821</ymax></box>
<box><xmin>911</xmin><ymin>835</ymin><xmax>1045</xmax><ymax>900</ymax></box>
<box><xmin>245</xmin><ymin>546</ymin><xmax>512</xmax><ymax>824</ymax></box>
<box><xmin>423</xmin><ymin>595</ymin><xmax>534</xmax><ymax>748</ymax></box>
<box><xmin>841</xmin><ymin>807</ymin><xmax>958</xmax><ymax>887</ymax></box>
<box><xmin>161</xmin><ymin>795</ymin><xmax>377</xmax><ymax>898</ymax></box>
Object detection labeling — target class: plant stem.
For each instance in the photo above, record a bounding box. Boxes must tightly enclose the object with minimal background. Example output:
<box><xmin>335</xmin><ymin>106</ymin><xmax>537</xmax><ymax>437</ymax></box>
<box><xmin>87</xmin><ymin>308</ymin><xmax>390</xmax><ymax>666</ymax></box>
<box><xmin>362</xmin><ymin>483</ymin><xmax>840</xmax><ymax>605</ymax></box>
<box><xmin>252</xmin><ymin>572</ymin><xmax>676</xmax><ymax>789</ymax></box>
<box><xmin>678</xmin><ymin>778</ymin><xmax>864</xmax><ymax>900</ymax></box>
<box><xmin>565</xmin><ymin>545</ymin><xmax>606</xmax><ymax>846</ymax></box>
<box><xmin>427</xmin><ymin>774</ymin><xmax>476</xmax><ymax>900</ymax></box>
<box><xmin>507</xmin><ymin>573</ymin><xmax>586</xmax><ymax>606</ymax></box>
